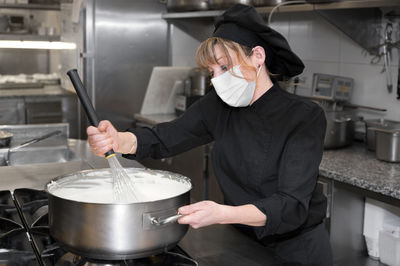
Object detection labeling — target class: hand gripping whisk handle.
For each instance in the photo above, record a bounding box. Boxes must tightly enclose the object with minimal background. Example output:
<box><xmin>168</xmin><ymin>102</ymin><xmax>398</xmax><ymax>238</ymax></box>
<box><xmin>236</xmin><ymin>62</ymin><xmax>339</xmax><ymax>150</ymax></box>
<box><xmin>67</xmin><ymin>69</ymin><xmax>115</xmax><ymax>158</ymax></box>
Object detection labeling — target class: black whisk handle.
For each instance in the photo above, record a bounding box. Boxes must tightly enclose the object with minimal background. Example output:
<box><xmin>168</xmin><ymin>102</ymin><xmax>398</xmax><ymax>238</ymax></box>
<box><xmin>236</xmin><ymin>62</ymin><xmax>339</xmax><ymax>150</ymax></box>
<box><xmin>67</xmin><ymin>69</ymin><xmax>116</xmax><ymax>157</ymax></box>
<box><xmin>67</xmin><ymin>69</ymin><xmax>100</xmax><ymax>127</ymax></box>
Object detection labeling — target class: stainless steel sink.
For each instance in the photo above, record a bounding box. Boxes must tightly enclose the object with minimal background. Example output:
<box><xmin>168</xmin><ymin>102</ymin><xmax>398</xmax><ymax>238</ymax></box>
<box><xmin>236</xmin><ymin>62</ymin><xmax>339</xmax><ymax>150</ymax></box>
<box><xmin>0</xmin><ymin>147</ymin><xmax>81</xmax><ymax>166</ymax></box>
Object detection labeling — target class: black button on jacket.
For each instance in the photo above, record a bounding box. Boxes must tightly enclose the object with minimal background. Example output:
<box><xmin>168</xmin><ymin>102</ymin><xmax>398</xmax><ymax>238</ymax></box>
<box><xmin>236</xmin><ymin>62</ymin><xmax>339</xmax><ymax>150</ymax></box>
<box><xmin>123</xmin><ymin>83</ymin><xmax>327</xmax><ymax>243</ymax></box>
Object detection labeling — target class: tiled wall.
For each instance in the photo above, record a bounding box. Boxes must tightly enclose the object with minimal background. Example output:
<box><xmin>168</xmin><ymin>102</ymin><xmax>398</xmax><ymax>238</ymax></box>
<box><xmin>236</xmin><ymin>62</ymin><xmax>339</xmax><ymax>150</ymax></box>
<box><xmin>170</xmin><ymin>11</ymin><xmax>400</xmax><ymax>121</ymax></box>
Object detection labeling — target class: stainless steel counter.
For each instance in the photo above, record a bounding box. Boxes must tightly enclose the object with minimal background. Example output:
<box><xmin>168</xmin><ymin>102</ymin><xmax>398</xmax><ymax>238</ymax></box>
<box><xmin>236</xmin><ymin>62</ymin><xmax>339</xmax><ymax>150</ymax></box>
<box><xmin>180</xmin><ymin>225</ymin><xmax>277</xmax><ymax>266</ymax></box>
<box><xmin>0</xmin><ymin>138</ymin><xmax>142</xmax><ymax>191</ymax></box>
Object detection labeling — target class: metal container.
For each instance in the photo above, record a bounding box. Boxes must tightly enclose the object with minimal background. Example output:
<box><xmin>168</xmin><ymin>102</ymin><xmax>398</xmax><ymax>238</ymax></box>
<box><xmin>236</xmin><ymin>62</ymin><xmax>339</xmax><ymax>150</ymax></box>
<box><xmin>189</xmin><ymin>67</ymin><xmax>210</xmax><ymax>96</ymax></box>
<box><xmin>365</xmin><ymin>119</ymin><xmax>400</xmax><ymax>151</ymax></box>
<box><xmin>166</xmin><ymin>0</ymin><xmax>209</xmax><ymax>12</ymax></box>
<box><xmin>324</xmin><ymin>112</ymin><xmax>354</xmax><ymax>149</ymax></box>
<box><xmin>372</xmin><ymin>128</ymin><xmax>400</xmax><ymax>163</ymax></box>
<box><xmin>45</xmin><ymin>168</ymin><xmax>191</xmax><ymax>260</ymax></box>
<box><xmin>208</xmin><ymin>0</ymin><xmax>253</xmax><ymax>10</ymax></box>
<box><xmin>253</xmin><ymin>0</ymin><xmax>288</xmax><ymax>6</ymax></box>
<box><xmin>0</xmin><ymin>130</ymin><xmax>13</xmax><ymax>148</ymax></box>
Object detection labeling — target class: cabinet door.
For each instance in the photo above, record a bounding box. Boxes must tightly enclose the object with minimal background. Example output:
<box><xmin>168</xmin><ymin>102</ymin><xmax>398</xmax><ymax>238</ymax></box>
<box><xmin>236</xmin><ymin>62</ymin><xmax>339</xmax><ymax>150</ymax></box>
<box><xmin>0</xmin><ymin>99</ymin><xmax>25</xmax><ymax>124</ymax></box>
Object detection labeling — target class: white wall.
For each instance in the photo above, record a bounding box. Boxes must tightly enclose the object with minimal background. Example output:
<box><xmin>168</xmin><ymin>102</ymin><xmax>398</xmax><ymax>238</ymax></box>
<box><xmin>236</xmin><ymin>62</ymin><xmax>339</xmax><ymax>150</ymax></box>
<box><xmin>170</xmin><ymin>11</ymin><xmax>400</xmax><ymax>121</ymax></box>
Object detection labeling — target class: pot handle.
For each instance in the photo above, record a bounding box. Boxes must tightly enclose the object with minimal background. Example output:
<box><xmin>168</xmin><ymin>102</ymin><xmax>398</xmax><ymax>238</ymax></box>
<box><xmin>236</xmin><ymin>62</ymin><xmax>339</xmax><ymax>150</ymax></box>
<box><xmin>150</xmin><ymin>213</ymin><xmax>184</xmax><ymax>226</ymax></box>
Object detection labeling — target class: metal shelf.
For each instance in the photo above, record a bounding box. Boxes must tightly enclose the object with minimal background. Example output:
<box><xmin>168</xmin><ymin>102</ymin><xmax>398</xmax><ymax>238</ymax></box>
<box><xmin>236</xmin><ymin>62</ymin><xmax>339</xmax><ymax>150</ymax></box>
<box><xmin>0</xmin><ymin>34</ymin><xmax>60</xmax><ymax>41</ymax></box>
<box><xmin>162</xmin><ymin>10</ymin><xmax>225</xmax><ymax>19</ymax></box>
<box><xmin>0</xmin><ymin>3</ymin><xmax>60</xmax><ymax>10</ymax></box>
<box><xmin>162</xmin><ymin>0</ymin><xmax>400</xmax><ymax>19</ymax></box>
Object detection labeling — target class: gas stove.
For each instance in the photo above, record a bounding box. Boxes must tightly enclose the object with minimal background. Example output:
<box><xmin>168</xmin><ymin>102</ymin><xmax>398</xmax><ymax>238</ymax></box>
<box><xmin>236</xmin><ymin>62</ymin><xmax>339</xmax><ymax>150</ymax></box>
<box><xmin>0</xmin><ymin>189</ymin><xmax>198</xmax><ymax>266</ymax></box>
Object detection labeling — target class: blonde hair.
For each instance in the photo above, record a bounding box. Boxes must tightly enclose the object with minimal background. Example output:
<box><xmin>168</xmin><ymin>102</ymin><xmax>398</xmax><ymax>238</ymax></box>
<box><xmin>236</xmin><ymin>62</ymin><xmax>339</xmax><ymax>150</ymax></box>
<box><xmin>196</xmin><ymin>37</ymin><xmax>276</xmax><ymax>80</ymax></box>
<box><xmin>196</xmin><ymin>37</ymin><xmax>256</xmax><ymax>76</ymax></box>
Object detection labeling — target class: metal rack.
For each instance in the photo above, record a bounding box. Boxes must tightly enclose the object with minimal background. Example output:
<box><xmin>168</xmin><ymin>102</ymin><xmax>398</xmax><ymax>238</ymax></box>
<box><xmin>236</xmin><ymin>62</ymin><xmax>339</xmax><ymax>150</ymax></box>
<box><xmin>0</xmin><ymin>3</ymin><xmax>60</xmax><ymax>10</ymax></box>
<box><xmin>162</xmin><ymin>0</ymin><xmax>400</xmax><ymax>19</ymax></box>
<box><xmin>0</xmin><ymin>34</ymin><xmax>60</xmax><ymax>41</ymax></box>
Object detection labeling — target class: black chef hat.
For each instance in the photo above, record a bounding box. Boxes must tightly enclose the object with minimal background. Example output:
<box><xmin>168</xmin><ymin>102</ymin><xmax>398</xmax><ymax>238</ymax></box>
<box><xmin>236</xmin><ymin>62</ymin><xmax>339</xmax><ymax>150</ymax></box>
<box><xmin>212</xmin><ymin>4</ymin><xmax>304</xmax><ymax>78</ymax></box>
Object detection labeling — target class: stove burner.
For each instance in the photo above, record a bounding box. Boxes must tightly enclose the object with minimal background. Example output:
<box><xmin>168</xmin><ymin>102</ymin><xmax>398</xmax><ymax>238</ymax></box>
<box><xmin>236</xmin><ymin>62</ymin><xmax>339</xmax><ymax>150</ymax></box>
<box><xmin>0</xmin><ymin>250</ymin><xmax>39</xmax><ymax>266</ymax></box>
<box><xmin>0</xmin><ymin>228</ymin><xmax>32</xmax><ymax>252</ymax></box>
<box><xmin>53</xmin><ymin>248</ymin><xmax>198</xmax><ymax>266</ymax></box>
<box><xmin>14</xmin><ymin>189</ymin><xmax>49</xmax><ymax>228</ymax></box>
<box><xmin>0</xmin><ymin>190</ymin><xmax>14</xmax><ymax>206</ymax></box>
<box><xmin>0</xmin><ymin>218</ymin><xmax>23</xmax><ymax>235</ymax></box>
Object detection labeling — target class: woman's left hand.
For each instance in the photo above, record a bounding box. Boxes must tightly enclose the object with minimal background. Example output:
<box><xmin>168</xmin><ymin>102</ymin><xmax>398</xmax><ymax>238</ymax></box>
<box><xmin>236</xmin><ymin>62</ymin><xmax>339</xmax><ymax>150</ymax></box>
<box><xmin>177</xmin><ymin>201</ymin><xmax>226</xmax><ymax>229</ymax></box>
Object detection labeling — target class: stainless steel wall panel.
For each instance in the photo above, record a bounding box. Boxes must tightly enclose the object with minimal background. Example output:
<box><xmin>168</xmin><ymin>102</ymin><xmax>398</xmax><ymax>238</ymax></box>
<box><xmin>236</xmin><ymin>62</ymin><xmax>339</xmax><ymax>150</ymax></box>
<box><xmin>88</xmin><ymin>0</ymin><xmax>168</xmax><ymax>131</ymax></box>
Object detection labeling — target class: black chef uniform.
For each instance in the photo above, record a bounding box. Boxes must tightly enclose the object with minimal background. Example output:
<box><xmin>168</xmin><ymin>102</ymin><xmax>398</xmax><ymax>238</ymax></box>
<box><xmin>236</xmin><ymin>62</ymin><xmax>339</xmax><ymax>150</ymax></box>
<box><xmin>123</xmin><ymin>4</ymin><xmax>333</xmax><ymax>266</ymax></box>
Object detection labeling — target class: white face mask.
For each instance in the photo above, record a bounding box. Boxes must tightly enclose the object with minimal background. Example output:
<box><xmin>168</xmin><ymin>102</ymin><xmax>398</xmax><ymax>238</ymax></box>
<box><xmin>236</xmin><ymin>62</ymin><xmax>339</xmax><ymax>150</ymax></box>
<box><xmin>211</xmin><ymin>64</ymin><xmax>262</xmax><ymax>107</ymax></box>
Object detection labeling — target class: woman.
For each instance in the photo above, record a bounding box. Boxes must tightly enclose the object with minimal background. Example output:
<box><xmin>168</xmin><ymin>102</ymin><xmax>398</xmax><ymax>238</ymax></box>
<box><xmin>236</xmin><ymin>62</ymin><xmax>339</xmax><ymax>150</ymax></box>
<box><xmin>87</xmin><ymin>4</ymin><xmax>333</xmax><ymax>266</ymax></box>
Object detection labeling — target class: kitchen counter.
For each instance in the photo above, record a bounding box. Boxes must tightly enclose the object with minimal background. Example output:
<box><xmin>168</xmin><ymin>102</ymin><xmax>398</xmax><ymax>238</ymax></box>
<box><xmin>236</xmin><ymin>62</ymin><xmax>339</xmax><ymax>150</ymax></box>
<box><xmin>320</xmin><ymin>143</ymin><xmax>400</xmax><ymax>200</ymax></box>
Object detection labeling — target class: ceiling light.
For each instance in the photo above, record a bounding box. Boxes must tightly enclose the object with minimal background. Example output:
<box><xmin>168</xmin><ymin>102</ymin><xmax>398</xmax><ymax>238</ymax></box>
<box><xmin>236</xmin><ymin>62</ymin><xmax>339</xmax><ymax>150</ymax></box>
<box><xmin>0</xmin><ymin>41</ymin><xmax>77</xmax><ymax>50</ymax></box>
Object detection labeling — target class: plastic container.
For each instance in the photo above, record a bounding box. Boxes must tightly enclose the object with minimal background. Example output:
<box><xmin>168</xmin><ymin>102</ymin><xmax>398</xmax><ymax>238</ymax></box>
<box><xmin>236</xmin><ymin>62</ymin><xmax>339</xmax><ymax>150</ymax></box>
<box><xmin>379</xmin><ymin>218</ymin><xmax>400</xmax><ymax>266</ymax></box>
<box><xmin>363</xmin><ymin>198</ymin><xmax>387</xmax><ymax>258</ymax></box>
<box><xmin>363</xmin><ymin>198</ymin><xmax>400</xmax><ymax>259</ymax></box>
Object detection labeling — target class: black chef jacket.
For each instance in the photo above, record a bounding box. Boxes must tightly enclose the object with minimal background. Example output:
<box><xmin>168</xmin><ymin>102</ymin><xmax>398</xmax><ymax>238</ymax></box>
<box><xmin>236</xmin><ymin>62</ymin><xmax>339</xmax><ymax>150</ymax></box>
<box><xmin>123</xmin><ymin>83</ymin><xmax>327</xmax><ymax>244</ymax></box>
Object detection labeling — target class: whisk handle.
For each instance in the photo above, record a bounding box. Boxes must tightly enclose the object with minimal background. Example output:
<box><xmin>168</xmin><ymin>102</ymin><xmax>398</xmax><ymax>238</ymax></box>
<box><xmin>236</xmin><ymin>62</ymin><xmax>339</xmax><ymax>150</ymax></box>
<box><xmin>67</xmin><ymin>69</ymin><xmax>100</xmax><ymax>127</ymax></box>
<box><xmin>67</xmin><ymin>69</ymin><xmax>115</xmax><ymax>158</ymax></box>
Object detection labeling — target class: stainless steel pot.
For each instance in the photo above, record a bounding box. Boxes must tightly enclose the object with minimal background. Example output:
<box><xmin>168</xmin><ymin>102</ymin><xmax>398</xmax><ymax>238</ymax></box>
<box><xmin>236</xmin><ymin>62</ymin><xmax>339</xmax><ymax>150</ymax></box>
<box><xmin>370</xmin><ymin>128</ymin><xmax>400</xmax><ymax>163</ymax></box>
<box><xmin>253</xmin><ymin>0</ymin><xmax>288</xmax><ymax>6</ymax></box>
<box><xmin>365</xmin><ymin>119</ymin><xmax>400</xmax><ymax>151</ymax></box>
<box><xmin>45</xmin><ymin>168</ymin><xmax>191</xmax><ymax>260</ymax></box>
<box><xmin>166</xmin><ymin>0</ymin><xmax>209</xmax><ymax>12</ymax></box>
<box><xmin>208</xmin><ymin>0</ymin><xmax>253</xmax><ymax>10</ymax></box>
<box><xmin>324</xmin><ymin>112</ymin><xmax>354</xmax><ymax>149</ymax></box>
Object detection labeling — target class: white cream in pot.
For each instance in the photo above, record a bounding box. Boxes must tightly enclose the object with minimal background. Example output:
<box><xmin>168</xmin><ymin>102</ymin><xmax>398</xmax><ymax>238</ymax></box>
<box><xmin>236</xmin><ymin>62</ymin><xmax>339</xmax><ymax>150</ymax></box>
<box><xmin>48</xmin><ymin>169</ymin><xmax>191</xmax><ymax>204</ymax></box>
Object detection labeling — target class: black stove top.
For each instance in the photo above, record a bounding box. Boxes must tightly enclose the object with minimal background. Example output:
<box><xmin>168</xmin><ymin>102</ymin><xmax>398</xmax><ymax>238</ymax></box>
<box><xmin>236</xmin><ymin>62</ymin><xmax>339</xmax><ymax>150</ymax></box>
<box><xmin>0</xmin><ymin>189</ymin><xmax>197</xmax><ymax>266</ymax></box>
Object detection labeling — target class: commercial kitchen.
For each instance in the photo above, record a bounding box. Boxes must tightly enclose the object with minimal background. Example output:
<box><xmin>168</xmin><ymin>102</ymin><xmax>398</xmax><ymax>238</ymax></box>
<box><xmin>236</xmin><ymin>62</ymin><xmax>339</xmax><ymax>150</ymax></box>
<box><xmin>0</xmin><ymin>0</ymin><xmax>400</xmax><ymax>265</ymax></box>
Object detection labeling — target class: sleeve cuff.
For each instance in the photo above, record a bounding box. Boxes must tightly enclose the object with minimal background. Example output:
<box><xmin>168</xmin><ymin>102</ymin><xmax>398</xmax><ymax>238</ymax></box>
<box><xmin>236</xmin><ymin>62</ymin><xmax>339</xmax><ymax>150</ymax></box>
<box><xmin>252</xmin><ymin>198</ymin><xmax>282</xmax><ymax>239</ymax></box>
<box><xmin>121</xmin><ymin>127</ymin><xmax>152</xmax><ymax>160</ymax></box>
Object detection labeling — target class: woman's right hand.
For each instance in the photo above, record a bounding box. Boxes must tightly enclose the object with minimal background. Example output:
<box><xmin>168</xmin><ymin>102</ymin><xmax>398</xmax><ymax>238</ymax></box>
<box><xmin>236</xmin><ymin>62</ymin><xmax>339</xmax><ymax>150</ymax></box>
<box><xmin>87</xmin><ymin>120</ymin><xmax>119</xmax><ymax>157</ymax></box>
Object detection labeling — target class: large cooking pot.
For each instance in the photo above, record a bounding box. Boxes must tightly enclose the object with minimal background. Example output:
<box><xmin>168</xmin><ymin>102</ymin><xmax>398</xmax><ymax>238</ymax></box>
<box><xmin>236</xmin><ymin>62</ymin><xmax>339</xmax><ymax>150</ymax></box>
<box><xmin>166</xmin><ymin>0</ymin><xmax>208</xmax><ymax>12</ymax></box>
<box><xmin>45</xmin><ymin>168</ymin><xmax>191</xmax><ymax>260</ymax></box>
<box><xmin>253</xmin><ymin>0</ymin><xmax>289</xmax><ymax>6</ymax></box>
<box><xmin>208</xmin><ymin>0</ymin><xmax>253</xmax><ymax>10</ymax></box>
<box><xmin>324</xmin><ymin>112</ymin><xmax>354</xmax><ymax>149</ymax></box>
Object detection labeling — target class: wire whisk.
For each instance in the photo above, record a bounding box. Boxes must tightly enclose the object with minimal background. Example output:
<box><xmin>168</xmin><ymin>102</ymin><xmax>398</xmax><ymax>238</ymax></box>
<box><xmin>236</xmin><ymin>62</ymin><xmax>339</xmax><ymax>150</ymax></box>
<box><xmin>108</xmin><ymin>154</ymin><xmax>139</xmax><ymax>202</ymax></box>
